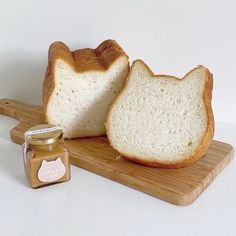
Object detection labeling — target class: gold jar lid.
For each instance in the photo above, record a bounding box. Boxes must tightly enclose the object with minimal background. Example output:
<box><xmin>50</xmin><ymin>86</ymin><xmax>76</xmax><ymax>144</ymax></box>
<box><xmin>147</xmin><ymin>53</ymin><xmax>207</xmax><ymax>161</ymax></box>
<box><xmin>26</xmin><ymin>124</ymin><xmax>63</xmax><ymax>146</ymax></box>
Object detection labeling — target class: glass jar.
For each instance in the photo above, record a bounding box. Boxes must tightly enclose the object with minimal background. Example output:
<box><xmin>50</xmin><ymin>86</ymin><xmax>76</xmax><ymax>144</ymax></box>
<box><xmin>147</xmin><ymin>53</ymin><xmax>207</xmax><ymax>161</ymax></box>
<box><xmin>23</xmin><ymin>124</ymin><xmax>71</xmax><ymax>188</ymax></box>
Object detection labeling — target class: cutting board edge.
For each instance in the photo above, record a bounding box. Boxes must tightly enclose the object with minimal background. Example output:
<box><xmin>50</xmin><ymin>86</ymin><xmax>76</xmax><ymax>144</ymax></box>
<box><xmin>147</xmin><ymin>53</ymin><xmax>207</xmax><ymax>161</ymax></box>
<box><xmin>69</xmin><ymin>154</ymin><xmax>186</xmax><ymax>205</ymax></box>
<box><xmin>180</xmin><ymin>145</ymin><xmax>234</xmax><ymax>205</ymax></box>
<box><xmin>70</xmin><ymin>146</ymin><xmax>234</xmax><ymax>206</ymax></box>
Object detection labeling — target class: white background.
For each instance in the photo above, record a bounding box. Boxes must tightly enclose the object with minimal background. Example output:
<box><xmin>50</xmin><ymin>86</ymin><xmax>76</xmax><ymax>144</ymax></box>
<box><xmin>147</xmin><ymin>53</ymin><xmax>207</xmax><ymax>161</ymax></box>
<box><xmin>0</xmin><ymin>0</ymin><xmax>236</xmax><ymax>235</ymax></box>
<box><xmin>0</xmin><ymin>0</ymin><xmax>236</xmax><ymax>123</ymax></box>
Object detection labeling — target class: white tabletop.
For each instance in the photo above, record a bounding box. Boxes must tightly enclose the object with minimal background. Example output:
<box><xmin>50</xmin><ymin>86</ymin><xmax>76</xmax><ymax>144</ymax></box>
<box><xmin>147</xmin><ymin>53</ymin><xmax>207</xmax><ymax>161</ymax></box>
<box><xmin>0</xmin><ymin>114</ymin><xmax>235</xmax><ymax>236</ymax></box>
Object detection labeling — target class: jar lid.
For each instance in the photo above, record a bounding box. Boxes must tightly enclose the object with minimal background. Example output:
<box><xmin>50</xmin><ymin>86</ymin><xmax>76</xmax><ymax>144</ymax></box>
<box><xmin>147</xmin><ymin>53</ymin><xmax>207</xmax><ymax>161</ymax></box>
<box><xmin>26</xmin><ymin>124</ymin><xmax>63</xmax><ymax>146</ymax></box>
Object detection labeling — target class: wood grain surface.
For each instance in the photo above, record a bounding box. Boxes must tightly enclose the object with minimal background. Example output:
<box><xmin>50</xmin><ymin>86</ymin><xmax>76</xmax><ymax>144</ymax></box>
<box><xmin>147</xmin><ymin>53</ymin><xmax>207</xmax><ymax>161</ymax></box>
<box><xmin>0</xmin><ymin>98</ymin><xmax>234</xmax><ymax>205</ymax></box>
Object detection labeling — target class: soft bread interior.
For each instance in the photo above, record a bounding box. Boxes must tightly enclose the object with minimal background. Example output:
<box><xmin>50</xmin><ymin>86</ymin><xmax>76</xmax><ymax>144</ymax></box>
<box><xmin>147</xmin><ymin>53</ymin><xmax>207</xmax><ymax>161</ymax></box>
<box><xmin>47</xmin><ymin>57</ymin><xmax>129</xmax><ymax>138</ymax></box>
<box><xmin>107</xmin><ymin>61</ymin><xmax>208</xmax><ymax>162</ymax></box>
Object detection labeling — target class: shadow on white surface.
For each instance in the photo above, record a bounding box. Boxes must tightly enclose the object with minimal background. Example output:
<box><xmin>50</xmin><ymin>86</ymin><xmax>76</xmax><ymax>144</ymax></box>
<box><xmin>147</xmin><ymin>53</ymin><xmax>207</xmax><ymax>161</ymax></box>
<box><xmin>215</xmin><ymin>121</ymin><xmax>236</xmax><ymax>147</ymax></box>
<box><xmin>0</xmin><ymin>115</ymin><xmax>28</xmax><ymax>187</ymax></box>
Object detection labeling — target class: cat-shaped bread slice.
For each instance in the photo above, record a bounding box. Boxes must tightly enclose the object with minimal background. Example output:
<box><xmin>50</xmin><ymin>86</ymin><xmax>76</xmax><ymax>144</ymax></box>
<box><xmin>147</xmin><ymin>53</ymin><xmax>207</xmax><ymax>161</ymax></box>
<box><xmin>43</xmin><ymin>40</ymin><xmax>129</xmax><ymax>138</ymax></box>
<box><xmin>106</xmin><ymin>60</ymin><xmax>214</xmax><ymax>168</ymax></box>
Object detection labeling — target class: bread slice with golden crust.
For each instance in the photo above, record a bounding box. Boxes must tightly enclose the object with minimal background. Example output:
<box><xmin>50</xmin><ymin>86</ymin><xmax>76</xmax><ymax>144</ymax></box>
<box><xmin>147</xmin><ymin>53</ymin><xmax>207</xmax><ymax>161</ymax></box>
<box><xmin>106</xmin><ymin>60</ymin><xmax>214</xmax><ymax>168</ymax></box>
<box><xmin>43</xmin><ymin>40</ymin><xmax>129</xmax><ymax>139</ymax></box>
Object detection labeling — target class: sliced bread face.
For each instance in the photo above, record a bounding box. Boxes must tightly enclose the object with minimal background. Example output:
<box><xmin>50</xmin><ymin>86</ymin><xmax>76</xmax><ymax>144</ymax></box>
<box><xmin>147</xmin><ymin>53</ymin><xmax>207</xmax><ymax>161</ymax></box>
<box><xmin>43</xmin><ymin>40</ymin><xmax>129</xmax><ymax>139</ymax></box>
<box><xmin>106</xmin><ymin>60</ymin><xmax>214</xmax><ymax>168</ymax></box>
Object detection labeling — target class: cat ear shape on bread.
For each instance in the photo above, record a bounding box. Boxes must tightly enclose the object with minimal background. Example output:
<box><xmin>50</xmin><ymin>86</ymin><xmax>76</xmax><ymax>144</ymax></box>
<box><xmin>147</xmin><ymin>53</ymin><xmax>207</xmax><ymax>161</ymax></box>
<box><xmin>184</xmin><ymin>65</ymin><xmax>213</xmax><ymax>85</ymax></box>
<box><xmin>128</xmin><ymin>60</ymin><xmax>213</xmax><ymax>97</ymax></box>
<box><xmin>129</xmin><ymin>60</ymin><xmax>154</xmax><ymax>79</ymax></box>
<box><xmin>47</xmin><ymin>40</ymin><xmax>129</xmax><ymax>74</ymax></box>
<box><xmin>49</xmin><ymin>42</ymin><xmax>72</xmax><ymax>61</ymax></box>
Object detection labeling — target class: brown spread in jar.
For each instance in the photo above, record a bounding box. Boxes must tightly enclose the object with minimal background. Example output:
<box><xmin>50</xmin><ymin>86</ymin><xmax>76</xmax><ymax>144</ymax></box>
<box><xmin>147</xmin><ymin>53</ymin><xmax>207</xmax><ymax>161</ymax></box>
<box><xmin>23</xmin><ymin>124</ymin><xmax>71</xmax><ymax>188</ymax></box>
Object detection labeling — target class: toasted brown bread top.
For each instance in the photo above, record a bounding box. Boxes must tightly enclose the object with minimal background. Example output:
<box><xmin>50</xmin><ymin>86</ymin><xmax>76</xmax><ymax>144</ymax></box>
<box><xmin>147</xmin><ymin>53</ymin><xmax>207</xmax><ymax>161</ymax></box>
<box><xmin>47</xmin><ymin>39</ymin><xmax>128</xmax><ymax>72</ymax></box>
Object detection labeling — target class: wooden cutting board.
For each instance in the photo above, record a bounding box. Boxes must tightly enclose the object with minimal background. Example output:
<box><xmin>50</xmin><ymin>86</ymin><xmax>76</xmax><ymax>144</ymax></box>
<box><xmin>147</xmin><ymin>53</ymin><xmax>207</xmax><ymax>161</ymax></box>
<box><xmin>0</xmin><ymin>98</ymin><xmax>234</xmax><ymax>205</ymax></box>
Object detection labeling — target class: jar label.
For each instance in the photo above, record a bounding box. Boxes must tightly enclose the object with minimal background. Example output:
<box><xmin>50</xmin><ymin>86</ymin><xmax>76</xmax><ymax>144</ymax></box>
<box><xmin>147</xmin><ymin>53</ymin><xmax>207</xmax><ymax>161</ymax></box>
<box><xmin>38</xmin><ymin>157</ymin><xmax>66</xmax><ymax>183</ymax></box>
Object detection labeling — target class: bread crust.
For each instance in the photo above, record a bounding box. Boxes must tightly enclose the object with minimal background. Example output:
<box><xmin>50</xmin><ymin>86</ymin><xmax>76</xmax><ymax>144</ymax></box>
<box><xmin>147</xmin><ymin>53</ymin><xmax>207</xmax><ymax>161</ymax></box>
<box><xmin>106</xmin><ymin>60</ymin><xmax>214</xmax><ymax>169</ymax></box>
<box><xmin>43</xmin><ymin>39</ymin><xmax>129</xmax><ymax>123</ymax></box>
